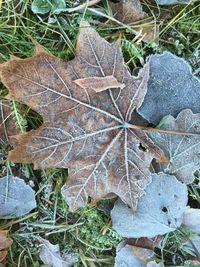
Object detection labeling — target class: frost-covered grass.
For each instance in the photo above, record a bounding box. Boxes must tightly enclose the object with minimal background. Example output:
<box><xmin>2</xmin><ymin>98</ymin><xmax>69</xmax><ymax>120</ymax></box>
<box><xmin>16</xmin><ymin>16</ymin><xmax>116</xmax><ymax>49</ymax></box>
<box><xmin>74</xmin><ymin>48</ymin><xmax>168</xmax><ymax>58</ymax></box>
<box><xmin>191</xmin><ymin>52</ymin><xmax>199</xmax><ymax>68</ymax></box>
<box><xmin>0</xmin><ymin>0</ymin><xmax>200</xmax><ymax>266</ymax></box>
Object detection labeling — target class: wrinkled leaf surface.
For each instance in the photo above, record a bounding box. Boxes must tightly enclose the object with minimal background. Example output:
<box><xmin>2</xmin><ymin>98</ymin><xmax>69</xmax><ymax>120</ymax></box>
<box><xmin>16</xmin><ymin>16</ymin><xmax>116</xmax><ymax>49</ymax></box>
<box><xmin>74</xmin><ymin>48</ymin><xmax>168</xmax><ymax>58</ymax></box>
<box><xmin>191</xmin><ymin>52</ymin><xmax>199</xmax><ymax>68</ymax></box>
<box><xmin>183</xmin><ymin>207</ymin><xmax>200</xmax><ymax>234</ymax></box>
<box><xmin>115</xmin><ymin>244</ymin><xmax>154</xmax><ymax>267</ymax></box>
<box><xmin>38</xmin><ymin>237</ymin><xmax>77</xmax><ymax>267</ymax></box>
<box><xmin>0</xmin><ymin>23</ymin><xmax>164</xmax><ymax>211</ymax></box>
<box><xmin>149</xmin><ymin>109</ymin><xmax>200</xmax><ymax>184</ymax></box>
<box><xmin>138</xmin><ymin>52</ymin><xmax>200</xmax><ymax>125</ymax></box>
<box><xmin>0</xmin><ymin>176</ymin><xmax>36</xmax><ymax>218</ymax></box>
<box><xmin>111</xmin><ymin>173</ymin><xmax>188</xmax><ymax>238</ymax></box>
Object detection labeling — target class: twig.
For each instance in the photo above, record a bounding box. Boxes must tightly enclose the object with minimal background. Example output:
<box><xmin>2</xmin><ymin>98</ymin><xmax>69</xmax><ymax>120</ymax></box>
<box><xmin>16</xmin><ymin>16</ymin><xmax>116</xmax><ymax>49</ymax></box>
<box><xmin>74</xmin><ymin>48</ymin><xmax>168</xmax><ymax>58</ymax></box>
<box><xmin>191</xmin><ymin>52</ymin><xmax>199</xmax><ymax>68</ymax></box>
<box><xmin>67</xmin><ymin>0</ymin><xmax>102</xmax><ymax>13</ymax></box>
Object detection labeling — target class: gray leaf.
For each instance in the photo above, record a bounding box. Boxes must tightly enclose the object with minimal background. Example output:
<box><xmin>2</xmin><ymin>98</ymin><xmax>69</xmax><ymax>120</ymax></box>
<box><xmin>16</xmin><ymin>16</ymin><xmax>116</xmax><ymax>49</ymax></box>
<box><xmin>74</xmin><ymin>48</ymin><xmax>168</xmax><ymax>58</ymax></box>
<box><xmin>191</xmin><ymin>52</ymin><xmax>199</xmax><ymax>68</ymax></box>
<box><xmin>0</xmin><ymin>176</ymin><xmax>36</xmax><ymax>219</ymax></box>
<box><xmin>183</xmin><ymin>207</ymin><xmax>200</xmax><ymax>234</ymax></box>
<box><xmin>38</xmin><ymin>237</ymin><xmax>77</xmax><ymax>267</ymax></box>
<box><xmin>115</xmin><ymin>244</ymin><xmax>154</xmax><ymax>267</ymax></box>
<box><xmin>156</xmin><ymin>0</ymin><xmax>191</xmax><ymax>4</ymax></box>
<box><xmin>138</xmin><ymin>52</ymin><xmax>200</xmax><ymax>125</ymax></box>
<box><xmin>111</xmin><ymin>173</ymin><xmax>187</xmax><ymax>238</ymax></box>
<box><xmin>148</xmin><ymin>109</ymin><xmax>200</xmax><ymax>184</ymax></box>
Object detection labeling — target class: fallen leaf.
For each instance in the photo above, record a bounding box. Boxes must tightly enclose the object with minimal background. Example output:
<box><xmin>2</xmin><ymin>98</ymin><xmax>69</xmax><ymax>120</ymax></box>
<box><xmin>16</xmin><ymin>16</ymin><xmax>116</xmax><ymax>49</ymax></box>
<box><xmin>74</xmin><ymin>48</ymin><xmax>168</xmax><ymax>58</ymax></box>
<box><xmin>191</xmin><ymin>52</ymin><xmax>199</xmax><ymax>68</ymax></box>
<box><xmin>183</xmin><ymin>207</ymin><xmax>200</xmax><ymax>234</ymax></box>
<box><xmin>111</xmin><ymin>173</ymin><xmax>188</xmax><ymax>238</ymax></box>
<box><xmin>111</xmin><ymin>0</ymin><xmax>158</xmax><ymax>42</ymax></box>
<box><xmin>0</xmin><ymin>22</ymin><xmax>164</xmax><ymax>211</ymax></box>
<box><xmin>138</xmin><ymin>52</ymin><xmax>200</xmax><ymax>125</ymax></box>
<box><xmin>148</xmin><ymin>109</ymin><xmax>200</xmax><ymax>184</ymax></box>
<box><xmin>156</xmin><ymin>0</ymin><xmax>191</xmax><ymax>4</ymax></box>
<box><xmin>116</xmin><ymin>236</ymin><xmax>162</xmax><ymax>254</ymax></box>
<box><xmin>0</xmin><ymin>176</ymin><xmax>36</xmax><ymax>218</ymax></box>
<box><xmin>38</xmin><ymin>237</ymin><xmax>77</xmax><ymax>267</ymax></box>
<box><xmin>115</xmin><ymin>243</ymin><xmax>158</xmax><ymax>267</ymax></box>
<box><xmin>0</xmin><ymin>230</ymin><xmax>13</xmax><ymax>263</ymax></box>
<box><xmin>111</xmin><ymin>0</ymin><xmax>145</xmax><ymax>24</ymax></box>
<box><xmin>73</xmin><ymin>75</ymin><xmax>125</xmax><ymax>92</ymax></box>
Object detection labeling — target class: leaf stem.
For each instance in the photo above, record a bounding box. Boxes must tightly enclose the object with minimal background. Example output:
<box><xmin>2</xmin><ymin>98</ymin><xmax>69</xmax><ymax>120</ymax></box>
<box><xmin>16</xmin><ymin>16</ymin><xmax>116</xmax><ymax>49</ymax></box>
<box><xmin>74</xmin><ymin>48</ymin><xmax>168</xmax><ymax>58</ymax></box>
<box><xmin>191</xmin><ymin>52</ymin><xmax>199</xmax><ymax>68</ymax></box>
<box><xmin>127</xmin><ymin>123</ymin><xmax>199</xmax><ymax>136</ymax></box>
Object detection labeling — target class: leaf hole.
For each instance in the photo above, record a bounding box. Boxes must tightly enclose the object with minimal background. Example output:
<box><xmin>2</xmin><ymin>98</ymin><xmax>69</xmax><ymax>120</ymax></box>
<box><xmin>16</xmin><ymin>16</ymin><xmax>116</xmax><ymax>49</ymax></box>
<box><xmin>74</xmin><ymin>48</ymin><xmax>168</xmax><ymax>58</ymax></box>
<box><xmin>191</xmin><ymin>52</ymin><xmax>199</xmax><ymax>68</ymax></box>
<box><xmin>139</xmin><ymin>143</ymin><xmax>147</xmax><ymax>152</ymax></box>
<box><xmin>162</xmin><ymin>206</ymin><xmax>168</xmax><ymax>213</ymax></box>
<box><xmin>168</xmin><ymin>220</ymin><xmax>171</xmax><ymax>226</ymax></box>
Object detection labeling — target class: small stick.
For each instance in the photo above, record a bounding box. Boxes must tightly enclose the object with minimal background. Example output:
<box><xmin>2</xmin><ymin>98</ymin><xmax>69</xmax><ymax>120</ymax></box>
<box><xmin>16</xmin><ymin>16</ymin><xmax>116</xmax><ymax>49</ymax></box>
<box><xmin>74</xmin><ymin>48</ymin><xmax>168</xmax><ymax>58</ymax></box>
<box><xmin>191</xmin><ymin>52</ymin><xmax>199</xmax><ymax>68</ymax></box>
<box><xmin>67</xmin><ymin>0</ymin><xmax>102</xmax><ymax>13</ymax></box>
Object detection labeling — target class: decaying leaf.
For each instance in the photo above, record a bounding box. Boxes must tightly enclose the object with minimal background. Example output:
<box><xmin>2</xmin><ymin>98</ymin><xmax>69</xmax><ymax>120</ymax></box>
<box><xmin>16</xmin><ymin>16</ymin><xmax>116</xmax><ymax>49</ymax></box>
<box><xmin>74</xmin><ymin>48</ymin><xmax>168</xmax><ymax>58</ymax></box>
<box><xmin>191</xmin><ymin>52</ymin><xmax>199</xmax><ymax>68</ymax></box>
<box><xmin>115</xmin><ymin>243</ymin><xmax>157</xmax><ymax>267</ymax></box>
<box><xmin>38</xmin><ymin>237</ymin><xmax>77</xmax><ymax>267</ymax></box>
<box><xmin>149</xmin><ymin>109</ymin><xmax>200</xmax><ymax>184</ymax></box>
<box><xmin>111</xmin><ymin>0</ymin><xmax>158</xmax><ymax>42</ymax></box>
<box><xmin>0</xmin><ymin>176</ymin><xmax>36</xmax><ymax>218</ymax></box>
<box><xmin>116</xmin><ymin>236</ymin><xmax>162</xmax><ymax>255</ymax></box>
<box><xmin>138</xmin><ymin>52</ymin><xmax>200</xmax><ymax>125</ymax></box>
<box><xmin>111</xmin><ymin>0</ymin><xmax>145</xmax><ymax>24</ymax></box>
<box><xmin>0</xmin><ymin>230</ymin><xmax>13</xmax><ymax>263</ymax></box>
<box><xmin>183</xmin><ymin>207</ymin><xmax>200</xmax><ymax>234</ymax></box>
<box><xmin>0</xmin><ymin>100</ymin><xmax>18</xmax><ymax>147</ymax></box>
<box><xmin>111</xmin><ymin>173</ymin><xmax>188</xmax><ymax>238</ymax></box>
<box><xmin>73</xmin><ymin>75</ymin><xmax>125</xmax><ymax>92</ymax></box>
<box><xmin>0</xmin><ymin>22</ymin><xmax>165</xmax><ymax>211</ymax></box>
<box><xmin>119</xmin><ymin>236</ymin><xmax>162</xmax><ymax>251</ymax></box>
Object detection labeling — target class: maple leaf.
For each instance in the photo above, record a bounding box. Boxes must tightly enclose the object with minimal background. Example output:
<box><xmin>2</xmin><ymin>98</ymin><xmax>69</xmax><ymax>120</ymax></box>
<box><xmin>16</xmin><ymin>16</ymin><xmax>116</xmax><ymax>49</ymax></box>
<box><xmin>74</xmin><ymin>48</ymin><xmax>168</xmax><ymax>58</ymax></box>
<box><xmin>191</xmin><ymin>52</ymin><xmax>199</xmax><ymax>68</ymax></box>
<box><xmin>0</xmin><ymin>22</ymin><xmax>164</xmax><ymax>211</ymax></box>
<box><xmin>148</xmin><ymin>109</ymin><xmax>200</xmax><ymax>184</ymax></box>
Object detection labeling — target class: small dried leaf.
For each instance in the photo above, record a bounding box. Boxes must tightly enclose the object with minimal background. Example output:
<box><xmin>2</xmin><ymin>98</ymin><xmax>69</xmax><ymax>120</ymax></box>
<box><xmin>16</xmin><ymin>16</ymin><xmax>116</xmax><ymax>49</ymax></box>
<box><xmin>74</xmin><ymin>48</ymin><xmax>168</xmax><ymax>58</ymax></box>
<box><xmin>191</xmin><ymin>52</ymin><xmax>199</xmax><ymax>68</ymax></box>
<box><xmin>148</xmin><ymin>109</ymin><xmax>200</xmax><ymax>184</ymax></box>
<box><xmin>138</xmin><ymin>52</ymin><xmax>200</xmax><ymax>125</ymax></box>
<box><xmin>38</xmin><ymin>237</ymin><xmax>77</xmax><ymax>267</ymax></box>
<box><xmin>0</xmin><ymin>23</ymin><xmax>164</xmax><ymax>211</ymax></box>
<box><xmin>111</xmin><ymin>0</ymin><xmax>157</xmax><ymax>42</ymax></box>
<box><xmin>111</xmin><ymin>0</ymin><xmax>145</xmax><ymax>24</ymax></box>
<box><xmin>183</xmin><ymin>207</ymin><xmax>200</xmax><ymax>234</ymax></box>
<box><xmin>0</xmin><ymin>176</ymin><xmax>36</xmax><ymax>218</ymax></box>
<box><xmin>73</xmin><ymin>76</ymin><xmax>125</xmax><ymax>92</ymax></box>
<box><xmin>111</xmin><ymin>173</ymin><xmax>188</xmax><ymax>238</ymax></box>
<box><xmin>0</xmin><ymin>230</ymin><xmax>13</xmax><ymax>263</ymax></box>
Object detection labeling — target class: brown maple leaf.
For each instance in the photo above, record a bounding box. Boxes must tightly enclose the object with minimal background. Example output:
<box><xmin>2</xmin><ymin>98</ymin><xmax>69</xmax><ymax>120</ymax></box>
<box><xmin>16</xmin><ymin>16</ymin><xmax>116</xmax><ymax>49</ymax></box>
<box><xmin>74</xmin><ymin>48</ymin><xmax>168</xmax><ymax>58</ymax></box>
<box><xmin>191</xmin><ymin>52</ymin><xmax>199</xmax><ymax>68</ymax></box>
<box><xmin>0</xmin><ymin>22</ymin><xmax>164</xmax><ymax>211</ymax></box>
